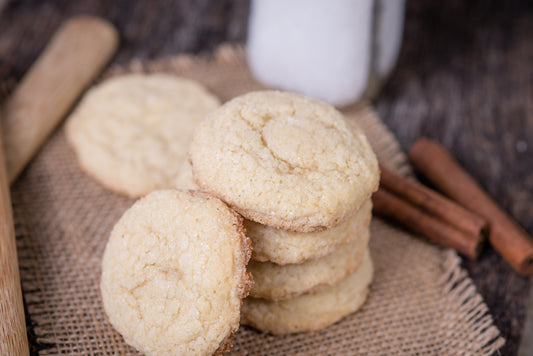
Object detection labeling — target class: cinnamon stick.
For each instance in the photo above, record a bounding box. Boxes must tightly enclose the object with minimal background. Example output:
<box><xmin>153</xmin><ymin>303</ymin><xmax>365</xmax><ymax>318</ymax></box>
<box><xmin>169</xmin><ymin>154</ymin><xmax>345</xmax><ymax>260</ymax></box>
<box><xmin>409</xmin><ymin>138</ymin><xmax>533</xmax><ymax>275</ymax></box>
<box><xmin>372</xmin><ymin>188</ymin><xmax>483</xmax><ymax>260</ymax></box>
<box><xmin>380</xmin><ymin>166</ymin><xmax>488</xmax><ymax>239</ymax></box>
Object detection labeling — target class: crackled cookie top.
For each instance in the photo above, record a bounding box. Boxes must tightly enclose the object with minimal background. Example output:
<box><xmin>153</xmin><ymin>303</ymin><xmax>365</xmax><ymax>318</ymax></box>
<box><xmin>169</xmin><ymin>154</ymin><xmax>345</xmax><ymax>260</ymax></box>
<box><xmin>66</xmin><ymin>73</ymin><xmax>220</xmax><ymax>197</ymax></box>
<box><xmin>189</xmin><ymin>91</ymin><xmax>379</xmax><ymax>232</ymax></box>
<box><xmin>100</xmin><ymin>190</ymin><xmax>252</xmax><ymax>356</ymax></box>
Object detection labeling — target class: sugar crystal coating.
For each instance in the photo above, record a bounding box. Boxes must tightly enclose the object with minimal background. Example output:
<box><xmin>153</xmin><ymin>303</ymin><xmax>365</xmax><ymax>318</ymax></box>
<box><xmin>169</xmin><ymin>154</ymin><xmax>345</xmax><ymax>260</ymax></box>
<box><xmin>100</xmin><ymin>190</ymin><xmax>252</xmax><ymax>356</ymax></box>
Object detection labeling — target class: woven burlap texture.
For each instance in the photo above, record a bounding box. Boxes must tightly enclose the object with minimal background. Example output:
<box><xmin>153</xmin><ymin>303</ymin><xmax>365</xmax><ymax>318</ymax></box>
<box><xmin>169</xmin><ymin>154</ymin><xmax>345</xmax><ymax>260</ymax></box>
<box><xmin>8</xmin><ymin>45</ymin><xmax>504</xmax><ymax>355</ymax></box>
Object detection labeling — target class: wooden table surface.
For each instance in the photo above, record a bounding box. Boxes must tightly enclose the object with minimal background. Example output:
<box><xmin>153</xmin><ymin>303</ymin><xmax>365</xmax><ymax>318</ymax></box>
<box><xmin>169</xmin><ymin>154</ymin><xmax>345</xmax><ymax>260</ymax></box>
<box><xmin>1</xmin><ymin>0</ymin><xmax>531</xmax><ymax>355</ymax></box>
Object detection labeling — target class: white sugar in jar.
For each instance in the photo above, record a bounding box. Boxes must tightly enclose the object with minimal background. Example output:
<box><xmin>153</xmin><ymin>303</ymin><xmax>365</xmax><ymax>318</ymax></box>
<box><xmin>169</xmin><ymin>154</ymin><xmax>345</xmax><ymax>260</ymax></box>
<box><xmin>247</xmin><ymin>0</ymin><xmax>405</xmax><ymax>107</ymax></box>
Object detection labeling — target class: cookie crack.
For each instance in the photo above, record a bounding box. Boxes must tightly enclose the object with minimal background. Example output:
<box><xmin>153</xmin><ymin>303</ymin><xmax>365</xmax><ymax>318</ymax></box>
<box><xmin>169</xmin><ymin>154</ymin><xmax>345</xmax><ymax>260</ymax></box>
<box><xmin>237</xmin><ymin>111</ymin><xmax>348</xmax><ymax>177</ymax></box>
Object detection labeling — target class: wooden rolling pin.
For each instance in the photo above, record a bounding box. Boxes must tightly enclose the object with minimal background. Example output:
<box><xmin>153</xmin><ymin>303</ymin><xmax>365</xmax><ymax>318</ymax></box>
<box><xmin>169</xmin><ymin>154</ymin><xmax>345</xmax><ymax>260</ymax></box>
<box><xmin>1</xmin><ymin>16</ymin><xmax>119</xmax><ymax>183</ymax></box>
<box><xmin>0</xmin><ymin>16</ymin><xmax>118</xmax><ymax>355</ymax></box>
<box><xmin>0</xmin><ymin>140</ymin><xmax>28</xmax><ymax>356</ymax></box>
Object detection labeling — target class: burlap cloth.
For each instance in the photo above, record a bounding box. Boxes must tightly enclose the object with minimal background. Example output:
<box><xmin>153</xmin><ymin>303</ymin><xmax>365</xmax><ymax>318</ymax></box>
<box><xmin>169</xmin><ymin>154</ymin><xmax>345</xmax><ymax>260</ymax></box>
<box><xmin>8</xmin><ymin>45</ymin><xmax>505</xmax><ymax>355</ymax></box>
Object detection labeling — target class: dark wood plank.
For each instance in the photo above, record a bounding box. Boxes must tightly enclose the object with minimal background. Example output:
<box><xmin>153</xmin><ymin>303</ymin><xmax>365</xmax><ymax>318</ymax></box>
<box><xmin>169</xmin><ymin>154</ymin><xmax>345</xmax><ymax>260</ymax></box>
<box><xmin>377</xmin><ymin>2</ymin><xmax>533</xmax><ymax>355</ymax></box>
<box><xmin>0</xmin><ymin>0</ymin><xmax>249</xmax><ymax>80</ymax></box>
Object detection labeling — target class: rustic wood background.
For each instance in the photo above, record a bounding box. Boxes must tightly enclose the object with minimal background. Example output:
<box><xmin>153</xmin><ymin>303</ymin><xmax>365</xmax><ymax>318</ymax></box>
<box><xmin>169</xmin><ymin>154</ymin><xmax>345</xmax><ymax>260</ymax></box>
<box><xmin>1</xmin><ymin>0</ymin><xmax>531</xmax><ymax>355</ymax></box>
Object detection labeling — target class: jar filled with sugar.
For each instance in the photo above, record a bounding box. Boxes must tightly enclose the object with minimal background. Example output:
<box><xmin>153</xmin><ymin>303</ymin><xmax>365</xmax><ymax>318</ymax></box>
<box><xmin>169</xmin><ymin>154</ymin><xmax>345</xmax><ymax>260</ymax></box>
<box><xmin>247</xmin><ymin>0</ymin><xmax>405</xmax><ymax>107</ymax></box>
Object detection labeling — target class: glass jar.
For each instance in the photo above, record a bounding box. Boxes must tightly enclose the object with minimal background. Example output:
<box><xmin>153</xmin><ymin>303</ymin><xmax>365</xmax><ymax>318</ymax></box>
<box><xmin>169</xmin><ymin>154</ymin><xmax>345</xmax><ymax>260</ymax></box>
<box><xmin>247</xmin><ymin>0</ymin><xmax>405</xmax><ymax>107</ymax></box>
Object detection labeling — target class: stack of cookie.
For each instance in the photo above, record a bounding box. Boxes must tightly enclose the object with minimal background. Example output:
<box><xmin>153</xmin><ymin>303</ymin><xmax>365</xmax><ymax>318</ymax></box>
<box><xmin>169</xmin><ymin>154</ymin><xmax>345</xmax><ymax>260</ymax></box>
<box><xmin>187</xmin><ymin>91</ymin><xmax>380</xmax><ymax>334</ymax></box>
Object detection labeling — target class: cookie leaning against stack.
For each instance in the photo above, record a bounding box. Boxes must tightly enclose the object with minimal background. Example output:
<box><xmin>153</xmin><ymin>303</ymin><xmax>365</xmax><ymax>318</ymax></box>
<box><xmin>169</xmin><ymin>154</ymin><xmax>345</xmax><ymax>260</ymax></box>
<box><xmin>100</xmin><ymin>190</ymin><xmax>252</xmax><ymax>356</ymax></box>
<box><xmin>189</xmin><ymin>91</ymin><xmax>380</xmax><ymax>334</ymax></box>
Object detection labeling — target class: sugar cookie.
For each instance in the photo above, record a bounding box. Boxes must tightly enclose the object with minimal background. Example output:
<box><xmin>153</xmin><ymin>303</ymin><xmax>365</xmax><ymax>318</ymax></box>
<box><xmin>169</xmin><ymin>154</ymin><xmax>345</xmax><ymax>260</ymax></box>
<box><xmin>67</xmin><ymin>74</ymin><xmax>220</xmax><ymax>197</ymax></box>
<box><xmin>100</xmin><ymin>190</ymin><xmax>252</xmax><ymax>355</ymax></box>
<box><xmin>241</xmin><ymin>249</ymin><xmax>373</xmax><ymax>334</ymax></box>
<box><xmin>189</xmin><ymin>90</ymin><xmax>379</xmax><ymax>232</ymax></box>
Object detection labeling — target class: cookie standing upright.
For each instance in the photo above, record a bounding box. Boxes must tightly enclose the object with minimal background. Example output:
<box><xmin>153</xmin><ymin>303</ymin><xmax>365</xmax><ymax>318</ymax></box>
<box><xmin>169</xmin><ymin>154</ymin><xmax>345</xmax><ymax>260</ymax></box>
<box><xmin>189</xmin><ymin>90</ymin><xmax>379</xmax><ymax>232</ymax></box>
<box><xmin>66</xmin><ymin>73</ymin><xmax>220</xmax><ymax>197</ymax></box>
<box><xmin>100</xmin><ymin>190</ymin><xmax>252</xmax><ymax>356</ymax></box>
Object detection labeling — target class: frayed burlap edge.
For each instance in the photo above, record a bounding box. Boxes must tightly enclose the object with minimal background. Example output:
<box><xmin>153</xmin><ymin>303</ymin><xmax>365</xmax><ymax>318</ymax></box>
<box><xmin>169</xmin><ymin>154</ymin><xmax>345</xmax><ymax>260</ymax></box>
<box><xmin>440</xmin><ymin>250</ymin><xmax>505</xmax><ymax>354</ymax></box>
